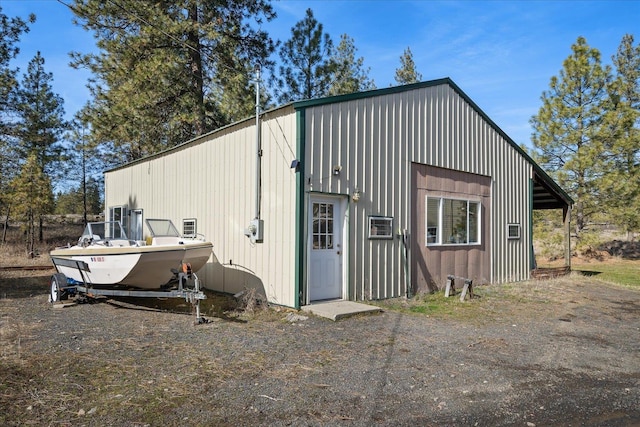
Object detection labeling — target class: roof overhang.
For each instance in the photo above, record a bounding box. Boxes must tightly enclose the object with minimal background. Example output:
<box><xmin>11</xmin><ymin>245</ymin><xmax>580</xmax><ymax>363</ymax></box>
<box><xmin>532</xmin><ymin>170</ymin><xmax>573</xmax><ymax>210</ymax></box>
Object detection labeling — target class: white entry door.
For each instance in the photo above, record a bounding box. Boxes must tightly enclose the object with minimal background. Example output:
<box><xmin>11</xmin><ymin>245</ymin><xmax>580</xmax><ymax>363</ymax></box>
<box><xmin>308</xmin><ymin>195</ymin><xmax>345</xmax><ymax>301</ymax></box>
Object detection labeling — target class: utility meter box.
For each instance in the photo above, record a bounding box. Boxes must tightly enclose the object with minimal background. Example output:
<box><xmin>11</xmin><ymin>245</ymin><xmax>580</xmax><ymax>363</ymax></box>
<box><xmin>245</xmin><ymin>218</ymin><xmax>264</xmax><ymax>243</ymax></box>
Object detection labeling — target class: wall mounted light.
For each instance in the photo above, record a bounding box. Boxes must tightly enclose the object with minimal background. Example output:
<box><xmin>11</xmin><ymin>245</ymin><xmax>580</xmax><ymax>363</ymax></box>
<box><xmin>333</xmin><ymin>165</ymin><xmax>342</xmax><ymax>176</ymax></box>
<box><xmin>352</xmin><ymin>188</ymin><xmax>361</xmax><ymax>202</ymax></box>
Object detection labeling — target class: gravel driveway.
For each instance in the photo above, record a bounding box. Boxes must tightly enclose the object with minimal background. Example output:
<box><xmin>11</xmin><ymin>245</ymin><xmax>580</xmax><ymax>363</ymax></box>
<box><xmin>1</xmin><ymin>271</ymin><xmax>639</xmax><ymax>426</ymax></box>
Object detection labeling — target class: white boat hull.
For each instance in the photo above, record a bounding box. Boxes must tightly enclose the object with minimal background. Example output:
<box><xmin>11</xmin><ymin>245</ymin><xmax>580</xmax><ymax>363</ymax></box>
<box><xmin>50</xmin><ymin>242</ymin><xmax>213</xmax><ymax>289</ymax></box>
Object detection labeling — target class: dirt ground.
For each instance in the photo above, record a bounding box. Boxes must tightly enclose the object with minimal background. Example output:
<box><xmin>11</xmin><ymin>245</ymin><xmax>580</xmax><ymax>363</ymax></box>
<box><xmin>0</xmin><ymin>269</ymin><xmax>639</xmax><ymax>426</ymax></box>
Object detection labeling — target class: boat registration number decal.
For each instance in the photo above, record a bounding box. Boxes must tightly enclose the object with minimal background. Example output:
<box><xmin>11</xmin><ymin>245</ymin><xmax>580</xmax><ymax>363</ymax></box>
<box><xmin>90</xmin><ymin>257</ymin><xmax>105</xmax><ymax>262</ymax></box>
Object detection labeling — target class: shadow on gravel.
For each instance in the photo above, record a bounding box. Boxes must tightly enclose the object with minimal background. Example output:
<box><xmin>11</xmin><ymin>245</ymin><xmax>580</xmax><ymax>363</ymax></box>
<box><xmin>102</xmin><ymin>291</ymin><xmax>247</xmax><ymax>323</ymax></box>
<box><xmin>0</xmin><ymin>274</ymin><xmax>49</xmax><ymax>299</ymax></box>
<box><xmin>0</xmin><ymin>273</ymin><xmax>247</xmax><ymax>324</ymax></box>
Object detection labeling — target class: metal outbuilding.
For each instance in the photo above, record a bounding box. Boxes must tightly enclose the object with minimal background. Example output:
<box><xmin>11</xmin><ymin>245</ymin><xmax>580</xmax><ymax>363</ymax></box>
<box><xmin>104</xmin><ymin>78</ymin><xmax>573</xmax><ymax>308</ymax></box>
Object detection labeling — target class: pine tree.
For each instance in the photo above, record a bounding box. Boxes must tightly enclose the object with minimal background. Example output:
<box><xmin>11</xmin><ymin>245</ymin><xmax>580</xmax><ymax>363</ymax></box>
<box><xmin>62</xmin><ymin>119</ymin><xmax>105</xmax><ymax>223</ymax></box>
<box><xmin>0</xmin><ymin>9</ymin><xmax>33</xmax><ymax>241</ymax></box>
<box><xmin>530</xmin><ymin>36</ymin><xmax>612</xmax><ymax>239</ymax></box>
<box><xmin>601</xmin><ymin>34</ymin><xmax>640</xmax><ymax>237</ymax></box>
<box><xmin>276</xmin><ymin>8</ymin><xmax>336</xmax><ymax>103</ymax></box>
<box><xmin>9</xmin><ymin>153</ymin><xmax>53</xmax><ymax>257</ymax></box>
<box><xmin>70</xmin><ymin>0</ymin><xmax>275</xmax><ymax>163</ymax></box>
<box><xmin>12</xmin><ymin>52</ymin><xmax>68</xmax><ymax>241</ymax></box>
<box><xmin>13</xmin><ymin>52</ymin><xmax>67</xmax><ymax>175</ymax></box>
<box><xmin>0</xmin><ymin>9</ymin><xmax>33</xmax><ymax>137</ymax></box>
<box><xmin>394</xmin><ymin>47</ymin><xmax>422</xmax><ymax>85</ymax></box>
<box><xmin>328</xmin><ymin>34</ymin><xmax>375</xmax><ymax>96</ymax></box>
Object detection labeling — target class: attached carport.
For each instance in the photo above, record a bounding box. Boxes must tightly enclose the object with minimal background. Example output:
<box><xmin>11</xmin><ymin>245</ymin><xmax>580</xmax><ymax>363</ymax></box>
<box><xmin>531</xmin><ymin>166</ymin><xmax>574</xmax><ymax>271</ymax></box>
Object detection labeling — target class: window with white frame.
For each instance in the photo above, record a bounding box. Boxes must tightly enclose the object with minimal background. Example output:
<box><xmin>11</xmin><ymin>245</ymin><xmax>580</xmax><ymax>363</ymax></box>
<box><xmin>426</xmin><ymin>197</ymin><xmax>480</xmax><ymax>245</ymax></box>
<box><xmin>183</xmin><ymin>218</ymin><xmax>197</xmax><ymax>237</ymax></box>
<box><xmin>108</xmin><ymin>206</ymin><xmax>127</xmax><ymax>239</ymax></box>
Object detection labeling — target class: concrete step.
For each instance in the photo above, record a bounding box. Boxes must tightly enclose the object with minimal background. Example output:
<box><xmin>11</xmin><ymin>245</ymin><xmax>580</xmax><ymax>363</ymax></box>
<box><xmin>301</xmin><ymin>300</ymin><xmax>382</xmax><ymax>321</ymax></box>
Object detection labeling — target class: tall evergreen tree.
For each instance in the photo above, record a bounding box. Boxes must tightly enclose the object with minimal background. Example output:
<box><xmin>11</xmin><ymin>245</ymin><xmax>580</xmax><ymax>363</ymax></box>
<box><xmin>530</xmin><ymin>36</ymin><xmax>612</xmax><ymax>239</ymax></box>
<box><xmin>12</xmin><ymin>52</ymin><xmax>68</xmax><ymax>241</ymax></box>
<box><xmin>9</xmin><ymin>153</ymin><xmax>53</xmax><ymax>257</ymax></box>
<box><xmin>328</xmin><ymin>34</ymin><xmax>375</xmax><ymax>96</ymax></box>
<box><xmin>0</xmin><ymin>8</ymin><xmax>33</xmax><ymax>137</ymax></box>
<box><xmin>276</xmin><ymin>8</ymin><xmax>336</xmax><ymax>103</ymax></box>
<box><xmin>601</xmin><ymin>34</ymin><xmax>640</xmax><ymax>237</ymax></box>
<box><xmin>70</xmin><ymin>0</ymin><xmax>275</xmax><ymax>163</ymax></box>
<box><xmin>62</xmin><ymin>120</ymin><xmax>105</xmax><ymax>223</ymax></box>
<box><xmin>13</xmin><ymin>52</ymin><xmax>67</xmax><ymax>176</ymax></box>
<box><xmin>394</xmin><ymin>46</ymin><xmax>422</xmax><ymax>85</ymax></box>
<box><xmin>0</xmin><ymin>8</ymin><xmax>33</xmax><ymax>239</ymax></box>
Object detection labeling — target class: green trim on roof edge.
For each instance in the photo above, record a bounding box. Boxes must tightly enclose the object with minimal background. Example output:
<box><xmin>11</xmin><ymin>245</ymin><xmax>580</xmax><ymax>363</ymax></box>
<box><xmin>292</xmin><ymin>78</ymin><xmax>452</xmax><ymax>109</ymax></box>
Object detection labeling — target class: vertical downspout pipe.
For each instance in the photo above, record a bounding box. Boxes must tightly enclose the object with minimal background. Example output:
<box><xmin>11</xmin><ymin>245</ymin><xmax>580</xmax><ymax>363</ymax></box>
<box><xmin>255</xmin><ymin>67</ymin><xmax>262</xmax><ymax>221</ymax></box>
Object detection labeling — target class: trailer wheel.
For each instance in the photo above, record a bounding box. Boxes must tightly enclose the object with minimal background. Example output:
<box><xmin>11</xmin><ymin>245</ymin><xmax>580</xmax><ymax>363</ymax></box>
<box><xmin>50</xmin><ymin>273</ymin><xmax>67</xmax><ymax>303</ymax></box>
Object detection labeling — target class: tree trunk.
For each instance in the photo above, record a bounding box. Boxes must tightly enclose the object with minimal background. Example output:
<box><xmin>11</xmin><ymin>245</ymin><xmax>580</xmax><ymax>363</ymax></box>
<box><xmin>1</xmin><ymin>206</ymin><xmax>9</xmax><ymax>244</ymax></box>
<box><xmin>27</xmin><ymin>209</ymin><xmax>35</xmax><ymax>258</ymax></box>
<box><xmin>187</xmin><ymin>3</ymin><xmax>206</xmax><ymax>136</ymax></box>
<box><xmin>574</xmin><ymin>201</ymin><xmax>584</xmax><ymax>240</ymax></box>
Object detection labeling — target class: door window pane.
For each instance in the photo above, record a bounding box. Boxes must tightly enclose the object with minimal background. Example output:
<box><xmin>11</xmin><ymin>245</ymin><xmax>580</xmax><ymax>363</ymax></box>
<box><xmin>312</xmin><ymin>202</ymin><xmax>334</xmax><ymax>249</ymax></box>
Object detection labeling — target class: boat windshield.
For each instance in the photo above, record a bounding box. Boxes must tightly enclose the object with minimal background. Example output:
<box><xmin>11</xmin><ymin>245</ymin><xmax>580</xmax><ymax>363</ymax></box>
<box><xmin>82</xmin><ymin>222</ymin><xmax>128</xmax><ymax>241</ymax></box>
<box><xmin>146</xmin><ymin>219</ymin><xmax>180</xmax><ymax>237</ymax></box>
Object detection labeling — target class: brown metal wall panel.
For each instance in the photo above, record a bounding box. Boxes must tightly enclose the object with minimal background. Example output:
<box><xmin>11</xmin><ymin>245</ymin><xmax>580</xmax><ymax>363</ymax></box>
<box><xmin>411</xmin><ymin>164</ymin><xmax>491</xmax><ymax>292</ymax></box>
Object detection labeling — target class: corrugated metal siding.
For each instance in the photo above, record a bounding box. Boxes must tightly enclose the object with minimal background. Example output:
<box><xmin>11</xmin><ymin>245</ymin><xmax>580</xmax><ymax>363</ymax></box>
<box><xmin>304</xmin><ymin>84</ymin><xmax>531</xmax><ymax>300</ymax></box>
<box><xmin>105</xmin><ymin>106</ymin><xmax>299</xmax><ymax>307</ymax></box>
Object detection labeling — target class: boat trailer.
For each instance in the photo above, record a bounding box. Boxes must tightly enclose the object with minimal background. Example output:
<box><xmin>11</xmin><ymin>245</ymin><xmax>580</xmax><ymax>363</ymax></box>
<box><xmin>49</xmin><ymin>258</ymin><xmax>208</xmax><ymax>323</ymax></box>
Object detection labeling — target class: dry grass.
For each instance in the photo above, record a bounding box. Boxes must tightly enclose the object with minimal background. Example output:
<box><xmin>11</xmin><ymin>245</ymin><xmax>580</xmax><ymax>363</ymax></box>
<box><xmin>0</xmin><ymin>305</ymin><xmax>37</xmax><ymax>360</ymax></box>
<box><xmin>1</xmin><ymin>219</ymin><xmax>84</xmax><ymax>267</ymax></box>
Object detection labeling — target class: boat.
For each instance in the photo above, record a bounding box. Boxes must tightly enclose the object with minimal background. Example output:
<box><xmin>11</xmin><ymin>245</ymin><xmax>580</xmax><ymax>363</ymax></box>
<box><xmin>49</xmin><ymin>219</ymin><xmax>213</xmax><ymax>289</ymax></box>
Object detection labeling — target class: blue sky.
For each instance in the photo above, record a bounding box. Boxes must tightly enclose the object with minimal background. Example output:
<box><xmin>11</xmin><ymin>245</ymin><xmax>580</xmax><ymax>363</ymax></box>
<box><xmin>2</xmin><ymin>0</ymin><xmax>639</xmax><ymax>148</ymax></box>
